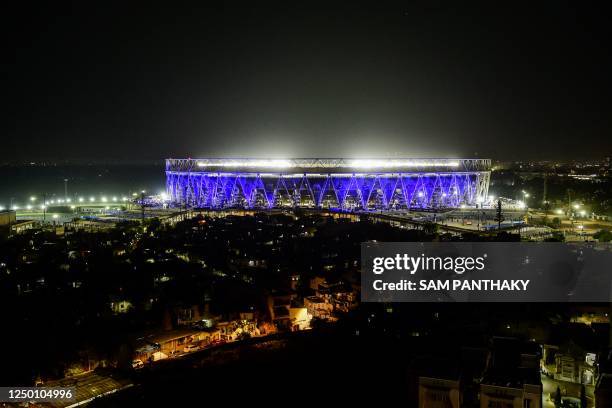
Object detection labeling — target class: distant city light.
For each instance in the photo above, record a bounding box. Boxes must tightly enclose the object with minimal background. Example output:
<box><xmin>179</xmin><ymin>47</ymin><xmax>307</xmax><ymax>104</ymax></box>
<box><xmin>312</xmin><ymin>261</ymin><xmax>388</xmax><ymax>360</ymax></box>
<box><xmin>101</xmin><ymin>196</ymin><xmax>107</xmax><ymax>202</ymax></box>
<box><xmin>555</xmin><ymin>209</ymin><xmax>563</xmax><ymax>215</ymax></box>
<box><xmin>112</xmin><ymin>196</ymin><xmax>118</xmax><ymax>202</ymax></box>
<box><xmin>160</xmin><ymin>192</ymin><xmax>169</xmax><ymax>201</ymax></box>
<box><xmin>49</xmin><ymin>200</ymin><xmax>55</xmax><ymax>204</ymax></box>
<box><xmin>79</xmin><ymin>197</ymin><xmax>84</xmax><ymax>202</ymax></box>
<box><xmin>70</xmin><ymin>205</ymin><xmax>76</xmax><ymax>210</ymax></box>
<box><xmin>579</xmin><ymin>210</ymin><xmax>586</xmax><ymax>216</ymax></box>
<box><xmin>40</xmin><ymin>205</ymin><xmax>46</xmax><ymax>210</ymax></box>
<box><xmin>30</xmin><ymin>196</ymin><xmax>36</xmax><ymax>201</ymax></box>
<box><xmin>11</xmin><ymin>205</ymin><xmax>19</xmax><ymax>210</ymax></box>
<box><xmin>417</xmin><ymin>191</ymin><xmax>424</xmax><ymax>198</ymax></box>
<box><xmin>26</xmin><ymin>205</ymin><xmax>32</xmax><ymax>210</ymax></box>
<box><xmin>573</xmin><ymin>204</ymin><xmax>580</xmax><ymax>210</ymax></box>
<box><xmin>89</xmin><ymin>197</ymin><xmax>95</xmax><ymax>202</ymax></box>
<box><xmin>66</xmin><ymin>198</ymin><xmax>72</xmax><ymax>203</ymax></box>
<box><xmin>517</xmin><ymin>201</ymin><xmax>526</xmax><ymax>209</ymax></box>
<box><xmin>0</xmin><ymin>206</ymin><xmax>4</xmax><ymax>211</ymax></box>
<box><xmin>52</xmin><ymin>214</ymin><xmax>59</xmax><ymax>219</ymax></box>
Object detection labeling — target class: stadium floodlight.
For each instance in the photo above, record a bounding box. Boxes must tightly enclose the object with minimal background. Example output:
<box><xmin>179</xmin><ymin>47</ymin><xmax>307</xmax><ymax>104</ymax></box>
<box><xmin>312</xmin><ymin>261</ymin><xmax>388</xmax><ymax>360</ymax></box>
<box><xmin>348</xmin><ymin>159</ymin><xmax>460</xmax><ymax>169</ymax></box>
<box><xmin>197</xmin><ymin>159</ymin><xmax>292</xmax><ymax>168</ymax></box>
<box><xmin>78</xmin><ymin>197</ymin><xmax>84</xmax><ymax>202</ymax></box>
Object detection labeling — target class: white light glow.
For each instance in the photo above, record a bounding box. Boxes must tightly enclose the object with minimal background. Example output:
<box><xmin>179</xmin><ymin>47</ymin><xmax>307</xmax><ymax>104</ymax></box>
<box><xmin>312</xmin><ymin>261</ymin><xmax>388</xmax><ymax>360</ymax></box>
<box><xmin>79</xmin><ymin>197</ymin><xmax>84</xmax><ymax>202</ymax></box>
<box><xmin>348</xmin><ymin>159</ymin><xmax>460</xmax><ymax>169</ymax></box>
<box><xmin>197</xmin><ymin>159</ymin><xmax>292</xmax><ymax>168</ymax></box>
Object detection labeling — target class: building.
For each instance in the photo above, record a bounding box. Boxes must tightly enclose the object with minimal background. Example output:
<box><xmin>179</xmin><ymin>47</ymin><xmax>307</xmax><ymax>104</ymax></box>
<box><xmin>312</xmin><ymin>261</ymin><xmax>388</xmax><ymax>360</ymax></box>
<box><xmin>480</xmin><ymin>338</ymin><xmax>542</xmax><ymax>408</ymax></box>
<box><xmin>165</xmin><ymin>158</ymin><xmax>491</xmax><ymax>210</ymax></box>
<box><xmin>0</xmin><ymin>210</ymin><xmax>16</xmax><ymax>236</ymax></box>
<box><xmin>418</xmin><ymin>376</ymin><xmax>461</xmax><ymax>408</ymax></box>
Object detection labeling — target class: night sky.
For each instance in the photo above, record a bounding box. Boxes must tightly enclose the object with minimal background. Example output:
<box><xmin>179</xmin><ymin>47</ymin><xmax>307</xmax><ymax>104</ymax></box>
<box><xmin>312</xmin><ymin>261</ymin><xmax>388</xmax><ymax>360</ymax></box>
<box><xmin>4</xmin><ymin>1</ymin><xmax>612</xmax><ymax>161</ymax></box>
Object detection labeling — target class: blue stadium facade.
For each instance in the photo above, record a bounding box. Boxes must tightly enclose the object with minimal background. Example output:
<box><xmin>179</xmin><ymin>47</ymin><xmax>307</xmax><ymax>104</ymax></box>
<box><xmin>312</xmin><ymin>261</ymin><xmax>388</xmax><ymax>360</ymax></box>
<box><xmin>165</xmin><ymin>158</ymin><xmax>491</xmax><ymax>210</ymax></box>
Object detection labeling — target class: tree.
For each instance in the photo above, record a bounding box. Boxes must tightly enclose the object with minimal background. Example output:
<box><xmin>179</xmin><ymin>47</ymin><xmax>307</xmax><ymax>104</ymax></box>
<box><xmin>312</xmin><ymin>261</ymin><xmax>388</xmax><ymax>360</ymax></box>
<box><xmin>554</xmin><ymin>385</ymin><xmax>562</xmax><ymax>407</ymax></box>
<box><xmin>494</xmin><ymin>199</ymin><xmax>504</xmax><ymax>230</ymax></box>
<box><xmin>594</xmin><ymin>229</ymin><xmax>612</xmax><ymax>242</ymax></box>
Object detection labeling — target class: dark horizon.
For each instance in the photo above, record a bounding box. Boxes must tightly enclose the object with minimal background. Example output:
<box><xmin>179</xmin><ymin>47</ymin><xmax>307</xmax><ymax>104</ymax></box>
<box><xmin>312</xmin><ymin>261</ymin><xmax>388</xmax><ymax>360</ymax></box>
<box><xmin>4</xmin><ymin>1</ymin><xmax>612</xmax><ymax>162</ymax></box>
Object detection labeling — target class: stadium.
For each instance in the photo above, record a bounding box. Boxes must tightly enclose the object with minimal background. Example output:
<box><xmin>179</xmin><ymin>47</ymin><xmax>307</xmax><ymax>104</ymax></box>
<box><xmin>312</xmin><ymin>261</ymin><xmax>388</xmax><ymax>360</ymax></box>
<box><xmin>165</xmin><ymin>158</ymin><xmax>491</xmax><ymax>210</ymax></box>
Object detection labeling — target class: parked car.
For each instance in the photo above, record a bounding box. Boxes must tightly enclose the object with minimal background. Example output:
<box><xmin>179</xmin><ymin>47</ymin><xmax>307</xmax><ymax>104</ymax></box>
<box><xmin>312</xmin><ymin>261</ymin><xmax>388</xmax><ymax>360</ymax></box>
<box><xmin>131</xmin><ymin>359</ymin><xmax>144</xmax><ymax>369</ymax></box>
<box><xmin>183</xmin><ymin>344</ymin><xmax>200</xmax><ymax>353</ymax></box>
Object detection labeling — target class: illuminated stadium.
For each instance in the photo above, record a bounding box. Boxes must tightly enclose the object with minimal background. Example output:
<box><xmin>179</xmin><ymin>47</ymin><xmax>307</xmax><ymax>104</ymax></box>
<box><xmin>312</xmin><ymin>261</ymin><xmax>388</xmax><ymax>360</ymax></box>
<box><xmin>165</xmin><ymin>158</ymin><xmax>491</xmax><ymax>210</ymax></box>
